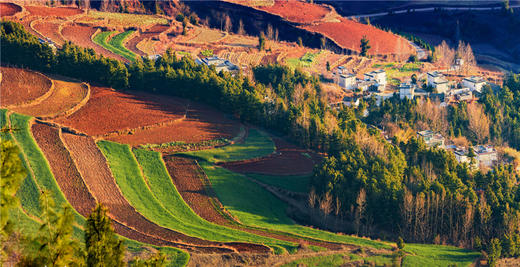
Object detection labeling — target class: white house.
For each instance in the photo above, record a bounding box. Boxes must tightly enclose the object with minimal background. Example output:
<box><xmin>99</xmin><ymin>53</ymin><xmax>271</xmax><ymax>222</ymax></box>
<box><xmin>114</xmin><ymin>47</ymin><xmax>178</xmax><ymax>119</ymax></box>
<box><xmin>427</xmin><ymin>71</ymin><xmax>449</xmax><ymax>94</ymax></box>
<box><xmin>475</xmin><ymin>145</ymin><xmax>498</xmax><ymax>167</ymax></box>
<box><xmin>374</xmin><ymin>92</ymin><xmax>395</xmax><ymax>106</ymax></box>
<box><xmin>462</xmin><ymin>76</ymin><xmax>486</xmax><ymax>93</ymax></box>
<box><xmin>196</xmin><ymin>56</ymin><xmax>239</xmax><ymax>72</ymax></box>
<box><xmin>399</xmin><ymin>82</ymin><xmax>415</xmax><ymax>100</ymax></box>
<box><xmin>338</xmin><ymin>73</ymin><xmax>357</xmax><ymax>90</ymax></box>
<box><xmin>357</xmin><ymin>79</ymin><xmax>376</xmax><ymax>92</ymax></box>
<box><xmin>417</xmin><ymin>130</ymin><xmax>445</xmax><ymax>147</ymax></box>
<box><xmin>342</xmin><ymin>95</ymin><xmax>360</xmax><ymax>107</ymax></box>
<box><xmin>364</xmin><ymin>69</ymin><xmax>386</xmax><ymax>91</ymax></box>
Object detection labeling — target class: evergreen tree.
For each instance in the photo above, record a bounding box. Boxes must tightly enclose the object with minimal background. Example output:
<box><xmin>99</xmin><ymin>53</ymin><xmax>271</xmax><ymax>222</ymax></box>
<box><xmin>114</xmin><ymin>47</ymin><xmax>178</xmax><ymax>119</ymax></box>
<box><xmin>131</xmin><ymin>252</ymin><xmax>168</xmax><ymax>267</ymax></box>
<box><xmin>258</xmin><ymin>32</ymin><xmax>266</xmax><ymax>51</ymax></box>
<box><xmin>360</xmin><ymin>35</ymin><xmax>371</xmax><ymax>57</ymax></box>
<box><xmin>86</xmin><ymin>204</ymin><xmax>125</xmax><ymax>267</ymax></box>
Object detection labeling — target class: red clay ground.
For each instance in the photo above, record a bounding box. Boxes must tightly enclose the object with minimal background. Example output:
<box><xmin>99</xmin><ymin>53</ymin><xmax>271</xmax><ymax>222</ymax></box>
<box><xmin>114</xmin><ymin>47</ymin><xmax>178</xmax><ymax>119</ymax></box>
<box><xmin>220</xmin><ymin>137</ymin><xmax>322</xmax><ymax>176</ymax></box>
<box><xmin>259</xmin><ymin>0</ymin><xmax>330</xmax><ymax>24</ymax></box>
<box><xmin>106</xmin><ymin>102</ymin><xmax>241</xmax><ymax>146</ymax></box>
<box><xmin>0</xmin><ymin>67</ymin><xmax>53</xmax><ymax>107</ymax></box>
<box><xmin>126</xmin><ymin>24</ymin><xmax>170</xmax><ymax>57</ymax></box>
<box><xmin>302</xmin><ymin>18</ymin><xmax>413</xmax><ymax>55</ymax></box>
<box><xmin>24</xmin><ymin>6</ymin><xmax>83</xmax><ymax>17</ymax></box>
<box><xmin>32</xmin><ymin>19</ymin><xmax>66</xmax><ymax>46</ymax></box>
<box><xmin>53</xmin><ymin>87</ymin><xmax>186</xmax><ymax>136</ymax></box>
<box><xmin>61</xmin><ymin>24</ymin><xmax>126</xmax><ymax>61</ymax></box>
<box><xmin>164</xmin><ymin>156</ymin><xmax>343</xmax><ymax>250</ymax></box>
<box><xmin>60</xmin><ymin>132</ymin><xmax>267</xmax><ymax>253</ymax></box>
<box><xmin>0</xmin><ymin>2</ymin><xmax>22</xmax><ymax>17</ymax></box>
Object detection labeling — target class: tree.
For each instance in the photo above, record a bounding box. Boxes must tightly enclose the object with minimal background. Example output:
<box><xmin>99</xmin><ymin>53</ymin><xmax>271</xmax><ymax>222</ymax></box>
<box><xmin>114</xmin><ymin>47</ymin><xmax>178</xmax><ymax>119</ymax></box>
<box><xmin>360</xmin><ymin>35</ymin><xmax>371</xmax><ymax>57</ymax></box>
<box><xmin>0</xmin><ymin>140</ymin><xmax>26</xmax><ymax>263</ymax></box>
<box><xmin>266</xmin><ymin>24</ymin><xmax>274</xmax><ymax>40</ymax></box>
<box><xmin>326</xmin><ymin>61</ymin><xmax>330</xmax><ymax>71</ymax></box>
<box><xmin>86</xmin><ymin>204</ymin><xmax>125</xmax><ymax>267</ymax></box>
<box><xmin>434</xmin><ymin>41</ymin><xmax>455</xmax><ymax>69</ymax></box>
<box><xmin>237</xmin><ymin>19</ymin><xmax>245</xmax><ymax>35</ymax></box>
<box><xmin>487</xmin><ymin>238</ymin><xmax>502</xmax><ymax>267</ymax></box>
<box><xmin>467</xmin><ymin>103</ymin><xmax>490</xmax><ymax>143</ymax></box>
<box><xmin>411</xmin><ymin>74</ymin><xmax>417</xmax><ymax>84</ymax></box>
<box><xmin>131</xmin><ymin>252</ymin><xmax>168</xmax><ymax>267</ymax></box>
<box><xmin>297</xmin><ymin>37</ymin><xmax>303</xmax><ymax>47</ymax></box>
<box><xmin>258</xmin><ymin>32</ymin><xmax>266</xmax><ymax>51</ymax></box>
<box><xmin>20</xmin><ymin>191</ymin><xmax>83</xmax><ymax>266</ymax></box>
<box><xmin>456</xmin><ymin>41</ymin><xmax>476</xmax><ymax>74</ymax></box>
<box><xmin>224</xmin><ymin>15</ymin><xmax>232</xmax><ymax>33</ymax></box>
<box><xmin>397</xmin><ymin>237</ymin><xmax>405</xmax><ymax>249</ymax></box>
<box><xmin>320</xmin><ymin>37</ymin><xmax>326</xmax><ymax>50</ymax></box>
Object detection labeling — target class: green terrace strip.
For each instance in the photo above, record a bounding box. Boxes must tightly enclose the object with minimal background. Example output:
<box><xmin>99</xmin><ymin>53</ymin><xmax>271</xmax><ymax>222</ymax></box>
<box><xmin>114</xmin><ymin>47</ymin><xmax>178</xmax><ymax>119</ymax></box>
<box><xmin>200</xmin><ymin>162</ymin><xmax>390</xmax><ymax>249</ymax></box>
<box><xmin>9</xmin><ymin>113</ymin><xmax>85</xmax><ymax>227</ymax></box>
<box><xmin>93</xmin><ymin>30</ymin><xmax>136</xmax><ymax>61</ymax></box>
<box><xmin>179</xmin><ymin>129</ymin><xmax>275</xmax><ymax>163</ymax></box>
<box><xmin>402</xmin><ymin>243</ymin><xmax>480</xmax><ymax>267</ymax></box>
<box><xmin>97</xmin><ymin>140</ymin><xmax>298</xmax><ymax>253</ymax></box>
<box><xmin>281</xmin><ymin>253</ymin><xmax>394</xmax><ymax>267</ymax></box>
<box><xmin>247</xmin><ymin>173</ymin><xmax>311</xmax><ymax>193</ymax></box>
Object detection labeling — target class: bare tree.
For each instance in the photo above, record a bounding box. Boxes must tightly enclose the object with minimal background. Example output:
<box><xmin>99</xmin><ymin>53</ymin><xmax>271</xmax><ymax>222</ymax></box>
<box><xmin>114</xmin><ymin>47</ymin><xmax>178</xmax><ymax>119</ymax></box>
<box><xmin>354</xmin><ymin>188</ymin><xmax>366</xmax><ymax>235</ymax></box>
<box><xmin>319</xmin><ymin>192</ymin><xmax>333</xmax><ymax>227</ymax></box>
<box><xmin>456</xmin><ymin>41</ymin><xmax>476</xmax><ymax>74</ymax></box>
<box><xmin>274</xmin><ymin>28</ymin><xmax>279</xmax><ymax>42</ymax></box>
<box><xmin>237</xmin><ymin>19</ymin><xmax>245</xmax><ymax>35</ymax></box>
<box><xmin>266</xmin><ymin>24</ymin><xmax>274</xmax><ymax>40</ymax></box>
<box><xmin>434</xmin><ymin>41</ymin><xmax>455</xmax><ymax>69</ymax></box>
<box><xmin>224</xmin><ymin>15</ymin><xmax>232</xmax><ymax>33</ymax></box>
<box><xmin>415</xmin><ymin>98</ymin><xmax>448</xmax><ymax>134</ymax></box>
<box><xmin>467</xmin><ymin>103</ymin><xmax>490</xmax><ymax>143</ymax></box>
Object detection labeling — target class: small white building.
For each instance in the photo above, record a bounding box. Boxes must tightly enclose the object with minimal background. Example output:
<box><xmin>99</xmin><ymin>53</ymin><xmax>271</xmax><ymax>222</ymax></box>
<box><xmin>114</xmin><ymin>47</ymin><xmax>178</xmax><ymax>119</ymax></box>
<box><xmin>374</xmin><ymin>92</ymin><xmax>395</xmax><ymax>106</ymax></box>
<box><xmin>475</xmin><ymin>145</ymin><xmax>498</xmax><ymax>167</ymax></box>
<box><xmin>338</xmin><ymin>73</ymin><xmax>357</xmax><ymax>90</ymax></box>
<box><xmin>462</xmin><ymin>76</ymin><xmax>486</xmax><ymax>93</ymax></box>
<box><xmin>342</xmin><ymin>95</ymin><xmax>361</xmax><ymax>107</ymax></box>
<box><xmin>399</xmin><ymin>82</ymin><xmax>415</xmax><ymax>100</ymax></box>
<box><xmin>417</xmin><ymin>130</ymin><xmax>445</xmax><ymax>147</ymax></box>
<box><xmin>427</xmin><ymin>71</ymin><xmax>449</xmax><ymax>94</ymax></box>
<box><xmin>364</xmin><ymin>69</ymin><xmax>386</xmax><ymax>91</ymax></box>
<box><xmin>196</xmin><ymin>56</ymin><xmax>239</xmax><ymax>72</ymax></box>
<box><xmin>357</xmin><ymin>79</ymin><xmax>376</xmax><ymax>92</ymax></box>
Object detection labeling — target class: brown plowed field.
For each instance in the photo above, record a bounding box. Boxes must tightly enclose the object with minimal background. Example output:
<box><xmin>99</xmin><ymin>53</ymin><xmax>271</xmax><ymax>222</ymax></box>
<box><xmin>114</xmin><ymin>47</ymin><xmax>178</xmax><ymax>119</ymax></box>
<box><xmin>259</xmin><ymin>0</ymin><xmax>330</xmax><ymax>23</ymax></box>
<box><xmin>25</xmin><ymin>6</ymin><xmax>83</xmax><ymax>17</ymax></box>
<box><xmin>106</xmin><ymin>102</ymin><xmax>240</xmax><ymax>146</ymax></box>
<box><xmin>53</xmin><ymin>87</ymin><xmax>186</xmax><ymax>136</ymax></box>
<box><xmin>221</xmin><ymin>137</ymin><xmax>322</xmax><ymax>175</ymax></box>
<box><xmin>31</xmin><ymin>122</ymin><xmax>97</xmax><ymax>217</ymax></box>
<box><xmin>60</xmin><ymin>132</ymin><xmax>266</xmax><ymax>253</ymax></box>
<box><xmin>302</xmin><ymin>18</ymin><xmax>413</xmax><ymax>55</ymax></box>
<box><xmin>0</xmin><ymin>67</ymin><xmax>53</xmax><ymax>107</ymax></box>
<box><xmin>164</xmin><ymin>156</ymin><xmax>343</xmax><ymax>250</ymax></box>
<box><xmin>12</xmin><ymin>79</ymin><xmax>89</xmax><ymax>118</ymax></box>
<box><xmin>61</xmin><ymin>24</ymin><xmax>126</xmax><ymax>61</ymax></box>
<box><xmin>32</xmin><ymin>19</ymin><xmax>66</xmax><ymax>46</ymax></box>
<box><xmin>0</xmin><ymin>2</ymin><xmax>22</xmax><ymax>17</ymax></box>
<box><xmin>126</xmin><ymin>24</ymin><xmax>169</xmax><ymax>57</ymax></box>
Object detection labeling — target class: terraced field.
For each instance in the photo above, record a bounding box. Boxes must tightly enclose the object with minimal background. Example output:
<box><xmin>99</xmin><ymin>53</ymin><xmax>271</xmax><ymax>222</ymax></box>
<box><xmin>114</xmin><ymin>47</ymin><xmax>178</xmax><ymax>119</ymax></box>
<box><xmin>0</xmin><ymin>67</ymin><xmax>53</xmax><ymax>108</ymax></box>
<box><xmin>61</xmin><ymin>24</ymin><xmax>126</xmax><ymax>61</ymax></box>
<box><xmin>92</xmin><ymin>30</ymin><xmax>137</xmax><ymax>61</ymax></box>
<box><xmin>31</xmin><ymin>19</ymin><xmax>67</xmax><ymax>46</ymax></box>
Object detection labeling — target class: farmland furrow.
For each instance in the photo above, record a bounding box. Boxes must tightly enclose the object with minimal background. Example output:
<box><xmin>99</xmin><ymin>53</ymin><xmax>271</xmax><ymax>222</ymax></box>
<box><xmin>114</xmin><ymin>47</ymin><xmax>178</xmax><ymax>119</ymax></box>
<box><xmin>60</xmin><ymin>132</ymin><xmax>256</xmax><ymax>253</ymax></box>
<box><xmin>0</xmin><ymin>67</ymin><xmax>54</xmax><ymax>108</ymax></box>
<box><xmin>32</xmin><ymin>19</ymin><xmax>67</xmax><ymax>46</ymax></box>
<box><xmin>60</xmin><ymin>24</ymin><xmax>126</xmax><ymax>61</ymax></box>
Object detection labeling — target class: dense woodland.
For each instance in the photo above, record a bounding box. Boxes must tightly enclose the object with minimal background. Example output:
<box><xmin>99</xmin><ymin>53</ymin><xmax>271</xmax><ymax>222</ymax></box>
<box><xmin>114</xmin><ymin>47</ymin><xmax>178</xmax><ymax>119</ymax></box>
<box><xmin>2</xmin><ymin>20</ymin><xmax>520</xmax><ymax>264</ymax></box>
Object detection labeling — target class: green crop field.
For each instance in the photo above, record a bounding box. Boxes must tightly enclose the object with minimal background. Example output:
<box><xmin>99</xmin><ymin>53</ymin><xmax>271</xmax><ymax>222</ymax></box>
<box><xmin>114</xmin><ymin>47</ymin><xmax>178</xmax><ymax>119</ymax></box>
<box><xmin>97</xmin><ymin>140</ymin><xmax>297</xmax><ymax>253</ymax></box>
<box><xmin>402</xmin><ymin>243</ymin><xmax>480</xmax><ymax>267</ymax></box>
<box><xmin>93</xmin><ymin>30</ymin><xmax>136</xmax><ymax>61</ymax></box>
<box><xmin>179</xmin><ymin>129</ymin><xmax>275</xmax><ymax>163</ymax></box>
<box><xmin>286</xmin><ymin>51</ymin><xmax>323</xmax><ymax>69</ymax></box>
<box><xmin>247</xmin><ymin>173</ymin><xmax>311</xmax><ymax>193</ymax></box>
<box><xmin>200</xmin><ymin>162</ymin><xmax>389</xmax><ymax>249</ymax></box>
<box><xmin>281</xmin><ymin>253</ymin><xmax>394</xmax><ymax>267</ymax></box>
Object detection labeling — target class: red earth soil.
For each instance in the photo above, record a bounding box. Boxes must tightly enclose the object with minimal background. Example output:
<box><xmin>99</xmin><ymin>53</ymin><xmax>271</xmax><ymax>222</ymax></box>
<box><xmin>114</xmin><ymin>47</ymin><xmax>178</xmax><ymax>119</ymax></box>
<box><xmin>31</xmin><ymin>122</ymin><xmax>97</xmax><ymax>217</ymax></box>
<box><xmin>0</xmin><ymin>67</ymin><xmax>53</xmax><ymax>107</ymax></box>
<box><xmin>24</xmin><ymin>6</ymin><xmax>83</xmax><ymax>17</ymax></box>
<box><xmin>303</xmin><ymin>18</ymin><xmax>413</xmax><ymax>55</ymax></box>
<box><xmin>61</xmin><ymin>24</ymin><xmax>126</xmax><ymax>61</ymax></box>
<box><xmin>53</xmin><ymin>87</ymin><xmax>187</xmax><ymax>136</ymax></box>
<box><xmin>32</xmin><ymin>19</ymin><xmax>66</xmax><ymax>45</ymax></box>
<box><xmin>60</xmin><ymin>132</ymin><xmax>268</xmax><ymax>253</ymax></box>
<box><xmin>106</xmin><ymin>102</ymin><xmax>241</xmax><ymax>146</ymax></box>
<box><xmin>259</xmin><ymin>0</ymin><xmax>330</xmax><ymax>23</ymax></box>
<box><xmin>126</xmin><ymin>24</ymin><xmax>169</xmax><ymax>57</ymax></box>
<box><xmin>164</xmin><ymin>156</ymin><xmax>344</xmax><ymax>250</ymax></box>
<box><xmin>220</xmin><ymin>137</ymin><xmax>322</xmax><ymax>176</ymax></box>
<box><xmin>0</xmin><ymin>2</ymin><xmax>22</xmax><ymax>17</ymax></box>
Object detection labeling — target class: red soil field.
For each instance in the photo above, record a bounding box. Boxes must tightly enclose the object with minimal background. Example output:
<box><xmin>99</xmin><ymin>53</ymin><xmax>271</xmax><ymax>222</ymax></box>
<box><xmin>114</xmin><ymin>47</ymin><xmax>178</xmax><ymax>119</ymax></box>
<box><xmin>259</xmin><ymin>0</ymin><xmax>330</xmax><ymax>23</ymax></box>
<box><xmin>32</xmin><ymin>19</ymin><xmax>66</xmax><ymax>46</ymax></box>
<box><xmin>53</xmin><ymin>87</ymin><xmax>186</xmax><ymax>136</ymax></box>
<box><xmin>24</xmin><ymin>6</ymin><xmax>83</xmax><ymax>17</ymax></box>
<box><xmin>31</xmin><ymin>122</ymin><xmax>97</xmax><ymax>217</ymax></box>
<box><xmin>0</xmin><ymin>2</ymin><xmax>22</xmax><ymax>17</ymax></box>
<box><xmin>60</xmin><ymin>132</ymin><xmax>267</xmax><ymax>253</ymax></box>
<box><xmin>106</xmin><ymin>102</ymin><xmax>241</xmax><ymax>146</ymax></box>
<box><xmin>61</xmin><ymin>24</ymin><xmax>126</xmax><ymax>61</ymax></box>
<box><xmin>126</xmin><ymin>24</ymin><xmax>169</xmax><ymax>57</ymax></box>
<box><xmin>302</xmin><ymin>18</ymin><xmax>413</xmax><ymax>55</ymax></box>
<box><xmin>12</xmin><ymin>79</ymin><xmax>89</xmax><ymax>119</ymax></box>
<box><xmin>221</xmin><ymin>137</ymin><xmax>322</xmax><ymax>175</ymax></box>
<box><xmin>0</xmin><ymin>67</ymin><xmax>53</xmax><ymax>107</ymax></box>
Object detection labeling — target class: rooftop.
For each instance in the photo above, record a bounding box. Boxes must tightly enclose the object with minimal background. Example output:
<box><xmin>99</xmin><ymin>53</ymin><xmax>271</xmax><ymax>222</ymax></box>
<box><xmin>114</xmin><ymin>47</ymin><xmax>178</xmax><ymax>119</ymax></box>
<box><xmin>464</xmin><ymin>76</ymin><xmax>486</xmax><ymax>84</ymax></box>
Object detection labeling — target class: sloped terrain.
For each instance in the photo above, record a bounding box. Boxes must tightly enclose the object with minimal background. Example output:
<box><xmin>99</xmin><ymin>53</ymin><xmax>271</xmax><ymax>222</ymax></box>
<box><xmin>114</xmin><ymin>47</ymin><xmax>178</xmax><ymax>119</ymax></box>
<box><xmin>0</xmin><ymin>67</ymin><xmax>53</xmax><ymax>108</ymax></box>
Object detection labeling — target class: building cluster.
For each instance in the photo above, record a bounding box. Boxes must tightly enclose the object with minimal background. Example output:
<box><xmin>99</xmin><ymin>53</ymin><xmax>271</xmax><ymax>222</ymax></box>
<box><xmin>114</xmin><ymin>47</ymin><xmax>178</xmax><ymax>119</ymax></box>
<box><xmin>333</xmin><ymin>67</ymin><xmax>387</xmax><ymax>93</ymax></box>
<box><xmin>195</xmin><ymin>56</ymin><xmax>239</xmax><ymax>73</ymax></box>
<box><xmin>399</xmin><ymin>71</ymin><xmax>487</xmax><ymax>103</ymax></box>
<box><xmin>417</xmin><ymin>130</ymin><xmax>498</xmax><ymax>168</ymax></box>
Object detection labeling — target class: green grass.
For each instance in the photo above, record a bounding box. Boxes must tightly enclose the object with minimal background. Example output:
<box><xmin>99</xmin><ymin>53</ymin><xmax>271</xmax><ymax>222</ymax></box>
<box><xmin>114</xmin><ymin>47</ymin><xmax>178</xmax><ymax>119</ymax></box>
<box><xmin>179</xmin><ymin>129</ymin><xmax>275</xmax><ymax>163</ymax></box>
<box><xmin>281</xmin><ymin>253</ymin><xmax>393</xmax><ymax>267</ymax></box>
<box><xmin>200</xmin><ymin>162</ymin><xmax>390</xmax><ymax>249</ymax></box>
<box><xmin>247</xmin><ymin>173</ymin><xmax>311</xmax><ymax>193</ymax></box>
<box><xmin>286</xmin><ymin>51</ymin><xmax>322</xmax><ymax>69</ymax></box>
<box><xmin>93</xmin><ymin>30</ymin><xmax>136</xmax><ymax>61</ymax></box>
<box><xmin>403</xmin><ymin>244</ymin><xmax>480</xmax><ymax>267</ymax></box>
<box><xmin>97</xmin><ymin>140</ymin><xmax>297</xmax><ymax>253</ymax></box>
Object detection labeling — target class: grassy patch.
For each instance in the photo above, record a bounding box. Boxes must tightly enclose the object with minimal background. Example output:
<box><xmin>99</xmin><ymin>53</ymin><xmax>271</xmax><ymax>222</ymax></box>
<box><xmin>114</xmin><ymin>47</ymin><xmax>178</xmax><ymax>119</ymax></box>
<box><xmin>201</xmin><ymin>162</ymin><xmax>389</xmax><ymax>249</ymax></box>
<box><xmin>93</xmin><ymin>30</ymin><xmax>136</xmax><ymax>61</ymax></box>
<box><xmin>247</xmin><ymin>173</ymin><xmax>310</xmax><ymax>193</ymax></box>
<box><xmin>140</xmin><ymin>138</ymin><xmax>230</xmax><ymax>151</ymax></box>
<box><xmin>403</xmin><ymin>243</ymin><xmax>480</xmax><ymax>267</ymax></box>
<box><xmin>83</xmin><ymin>11</ymin><xmax>168</xmax><ymax>27</ymax></box>
<box><xmin>286</xmin><ymin>51</ymin><xmax>321</xmax><ymax>69</ymax></box>
<box><xmin>97</xmin><ymin>140</ymin><xmax>297</xmax><ymax>252</ymax></box>
<box><xmin>281</xmin><ymin>253</ymin><xmax>394</xmax><ymax>267</ymax></box>
<box><xmin>179</xmin><ymin>129</ymin><xmax>275</xmax><ymax>163</ymax></box>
